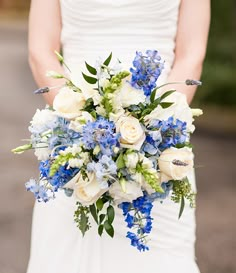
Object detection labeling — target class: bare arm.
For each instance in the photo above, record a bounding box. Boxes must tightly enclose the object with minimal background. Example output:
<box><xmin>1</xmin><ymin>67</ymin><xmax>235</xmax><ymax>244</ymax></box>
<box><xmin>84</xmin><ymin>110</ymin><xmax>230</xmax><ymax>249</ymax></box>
<box><xmin>28</xmin><ymin>0</ymin><xmax>64</xmax><ymax>106</ymax></box>
<box><xmin>167</xmin><ymin>0</ymin><xmax>211</xmax><ymax>104</ymax></box>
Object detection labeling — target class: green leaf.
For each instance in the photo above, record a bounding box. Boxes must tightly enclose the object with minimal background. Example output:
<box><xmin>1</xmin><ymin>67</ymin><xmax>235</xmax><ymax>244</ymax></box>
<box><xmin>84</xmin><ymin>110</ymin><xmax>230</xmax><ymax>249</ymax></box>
<box><xmin>104</xmin><ymin>220</ymin><xmax>114</xmax><ymax>238</ymax></box>
<box><xmin>107</xmin><ymin>205</ymin><xmax>115</xmax><ymax>224</ymax></box>
<box><xmin>160</xmin><ymin>90</ymin><xmax>175</xmax><ymax>101</ymax></box>
<box><xmin>89</xmin><ymin>204</ymin><xmax>98</xmax><ymax>224</ymax></box>
<box><xmin>85</xmin><ymin>62</ymin><xmax>97</xmax><ymax>75</ymax></box>
<box><xmin>99</xmin><ymin>214</ymin><xmax>106</xmax><ymax>224</ymax></box>
<box><xmin>178</xmin><ymin>195</ymin><xmax>185</xmax><ymax>219</ymax></box>
<box><xmin>160</xmin><ymin>102</ymin><xmax>174</xmax><ymax>109</ymax></box>
<box><xmin>82</xmin><ymin>72</ymin><xmax>97</xmax><ymax>84</ymax></box>
<box><xmin>116</xmin><ymin>153</ymin><xmax>125</xmax><ymax>169</ymax></box>
<box><xmin>98</xmin><ymin>225</ymin><xmax>104</xmax><ymax>236</ymax></box>
<box><xmin>80</xmin><ymin>210</ymin><xmax>89</xmax><ymax>236</ymax></box>
<box><xmin>103</xmin><ymin>52</ymin><xmax>112</xmax><ymax>66</ymax></box>
<box><xmin>96</xmin><ymin>199</ymin><xmax>104</xmax><ymax>211</ymax></box>
<box><xmin>150</xmin><ymin>87</ymin><xmax>158</xmax><ymax>103</ymax></box>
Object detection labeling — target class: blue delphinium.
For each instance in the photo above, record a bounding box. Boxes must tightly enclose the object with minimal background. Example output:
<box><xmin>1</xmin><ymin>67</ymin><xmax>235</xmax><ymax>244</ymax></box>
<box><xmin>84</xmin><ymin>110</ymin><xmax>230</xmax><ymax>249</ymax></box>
<box><xmin>142</xmin><ymin>130</ymin><xmax>162</xmax><ymax>156</ymax></box>
<box><xmin>149</xmin><ymin>117</ymin><xmax>188</xmax><ymax>150</ymax></box>
<box><xmin>25</xmin><ymin>178</ymin><xmax>51</xmax><ymax>202</ymax></box>
<box><xmin>48</xmin><ymin>117</ymin><xmax>80</xmax><ymax>149</ymax></box>
<box><xmin>82</xmin><ymin>117</ymin><xmax>119</xmax><ymax>157</ymax></box>
<box><xmin>130</xmin><ymin>50</ymin><xmax>164</xmax><ymax>96</ymax></box>
<box><xmin>39</xmin><ymin>159</ymin><xmax>79</xmax><ymax>190</ymax></box>
<box><xmin>120</xmin><ymin>193</ymin><xmax>154</xmax><ymax>251</ymax></box>
<box><xmin>87</xmin><ymin>155</ymin><xmax>117</xmax><ymax>188</ymax></box>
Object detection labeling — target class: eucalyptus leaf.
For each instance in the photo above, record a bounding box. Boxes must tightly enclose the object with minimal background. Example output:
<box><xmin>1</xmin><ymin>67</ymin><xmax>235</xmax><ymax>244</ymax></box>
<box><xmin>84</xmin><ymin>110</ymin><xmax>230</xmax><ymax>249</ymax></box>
<box><xmin>80</xmin><ymin>210</ymin><xmax>89</xmax><ymax>236</ymax></box>
<box><xmin>89</xmin><ymin>204</ymin><xmax>98</xmax><ymax>224</ymax></box>
<box><xmin>85</xmin><ymin>62</ymin><xmax>97</xmax><ymax>75</ymax></box>
<box><xmin>98</xmin><ymin>225</ymin><xmax>104</xmax><ymax>236</ymax></box>
<box><xmin>99</xmin><ymin>214</ymin><xmax>106</xmax><ymax>224</ymax></box>
<box><xmin>103</xmin><ymin>52</ymin><xmax>112</xmax><ymax>66</ymax></box>
<box><xmin>82</xmin><ymin>72</ymin><xmax>97</xmax><ymax>84</ymax></box>
<box><xmin>96</xmin><ymin>199</ymin><xmax>104</xmax><ymax>211</ymax></box>
<box><xmin>178</xmin><ymin>195</ymin><xmax>185</xmax><ymax>219</ymax></box>
<box><xmin>107</xmin><ymin>205</ymin><xmax>115</xmax><ymax>224</ymax></box>
<box><xmin>104</xmin><ymin>220</ymin><xmax>114</xmax><ymax>238</ymax></box>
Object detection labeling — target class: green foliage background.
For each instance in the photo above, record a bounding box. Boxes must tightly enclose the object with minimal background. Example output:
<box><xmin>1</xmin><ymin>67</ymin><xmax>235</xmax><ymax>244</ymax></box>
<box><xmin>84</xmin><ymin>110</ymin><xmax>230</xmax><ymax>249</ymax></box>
<box><xmin>193</xmin><ymin>0</ymin><xmax>236</xmax><ymax>107</ymax></box>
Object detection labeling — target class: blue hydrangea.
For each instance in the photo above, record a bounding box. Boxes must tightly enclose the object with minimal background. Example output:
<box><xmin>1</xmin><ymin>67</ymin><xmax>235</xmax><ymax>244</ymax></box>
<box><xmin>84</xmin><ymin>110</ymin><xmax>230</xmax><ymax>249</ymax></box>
<box><xmin>82</xmin><ymin>117</ymin><xmax>119</xmax><ymax>157</ymax></box>
<box><xmin>130</xmin><ymin>50</ymin><xmax>164</xmax><ymax>96</ymax></box>
<box><xmin>150</xmin><ymin>117</ymin><xmax>188</xmax><ymax>150</ymax></box>
<box><xmin>87</xmin><ymin>155</ymin><xmax>117</xmax><ymax>188</ymax></box>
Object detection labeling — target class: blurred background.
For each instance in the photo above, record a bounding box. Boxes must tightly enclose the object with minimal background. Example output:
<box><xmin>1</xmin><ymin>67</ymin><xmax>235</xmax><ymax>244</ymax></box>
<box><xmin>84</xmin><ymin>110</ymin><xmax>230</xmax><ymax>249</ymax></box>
<box><xmin>0</xmin><ymin>1</ymin><xmax>235</xmax><ymax>273</ymax></box>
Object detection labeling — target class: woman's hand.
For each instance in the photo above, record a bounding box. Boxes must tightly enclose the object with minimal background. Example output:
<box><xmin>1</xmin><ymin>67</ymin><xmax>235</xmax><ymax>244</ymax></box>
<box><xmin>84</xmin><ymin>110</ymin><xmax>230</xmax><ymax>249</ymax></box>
<box><xmin>28</xmin><ymin>0</ymin><xmax>64</xmax><ymax>106</ymax></box>
<box><xmin>167</xmin><ymin>0</ymin><xmax>211</xmax><ymax>104</ymax></box>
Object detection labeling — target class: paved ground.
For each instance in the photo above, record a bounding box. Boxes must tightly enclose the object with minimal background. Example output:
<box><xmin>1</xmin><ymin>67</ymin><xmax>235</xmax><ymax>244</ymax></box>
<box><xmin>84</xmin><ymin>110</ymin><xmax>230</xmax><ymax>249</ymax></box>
<box><xmin>0</xmin><ymin>22</ymin><xmax>235</xmax><ymax>273</ymax></box>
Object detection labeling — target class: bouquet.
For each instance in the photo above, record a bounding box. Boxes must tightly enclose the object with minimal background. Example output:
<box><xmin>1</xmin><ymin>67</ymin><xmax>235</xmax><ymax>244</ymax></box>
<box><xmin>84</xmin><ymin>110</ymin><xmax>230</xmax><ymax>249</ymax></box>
<box><xmin>13</xmin><ymin>50</ymin><xmax>203</xmax><ymax>251</ymax></box>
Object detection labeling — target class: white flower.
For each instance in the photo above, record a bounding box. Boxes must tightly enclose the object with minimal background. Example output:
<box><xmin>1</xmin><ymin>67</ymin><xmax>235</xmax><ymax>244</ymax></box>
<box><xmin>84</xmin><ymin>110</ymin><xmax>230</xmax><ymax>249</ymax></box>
<box><xmin>139</xmin><ymin>154</ymin><xmax>153</xmax><ymax>170</ymax></box>
<box><xmin>109</xmin><ymin>180</ymin><xmax>143</xmax><ymax>204</ymax></box>
<box><xmin>116</xmin><ymin>78</ymin><xmax>146</xmax><ymax>107</ymax></box>
<box><xmin>124</xmin><ymin>152</ymin><xmax>139</xmax><ymax>170</ymax></box>
<box><xmin>144</xmin><ymin>92</ymin><xmax>195</xmax><ymax>132</ymax></box>
<box><xmin>34</xmin><ymin>142</ymin><xmax>50</xmax><ymax>161</ymax></box>
<box><xmin>158</xmin><ymin>147</ymin><xmax>194</xmax><ymax>181</ymax></box>
<box><xmin>69</xmin><ymin>112</ymin><xmax>94</xmax><ymax>133</ymax></box>
<box><xmin>53</xmin><ymin>87</ymin><xmax>86</xmax><ymax>119</ymax></box>
<box><xmin>65</xmin><ymin>171</ymin><xmax>107</xmax><ymax>206</ymax></box>
<box><xmin>116</xmin><ymin>116</ymin><xmax>145</xmax><ymax>150</ymax></box>
<box><xmin>30</xmin><ymin>108</ymin><xmax>58</xmax><ymax>134</ymax></box>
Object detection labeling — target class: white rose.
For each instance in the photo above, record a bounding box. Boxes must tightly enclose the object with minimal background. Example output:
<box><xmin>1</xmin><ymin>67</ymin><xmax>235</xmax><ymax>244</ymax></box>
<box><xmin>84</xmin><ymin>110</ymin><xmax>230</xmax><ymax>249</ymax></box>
<box><xmin>53</xmin><ymin>87</ymin><xmax>86</xmax><ymax>119</ymax></box>
<box><xmin>116</xmin><ymin>116</ymin><xmax>145</xmax><ymax>150</ymax></box>
<box><xmin>69</xmin><ymin>111</ymin><xmax>94</xmax><ymax>133</ymax></box>
<box><xmin>116</xmin><ymin>78</ymin><xmax>146</xmax><ymax>107</ymax></box>
<box><xmin>144</xmin><ymin>92</ymin><xmax>195</xmax><ymax>132</ymax></box>
<box><xmin>124</xmin><ymin>152</ymin><xmax>139</xmax><ymax>170</ymax></box>
<box><xmin>65</xmin><ymin>171</ymin><xmax>107</xmax><ymax>206</ymax></box>
<box><xmin>158</xmin><ymin>147</ymin><xmax>194</xmax><ymax>181</ymax></box>
<box><xmin>109</xmin><ymin>180</ymin><xmax>143</xmax><ymax>204</ymax></box>
<box><xmin>34</xmin><ymin>142</ymin><xmax>51</xmax><ymax>161</ymax></box>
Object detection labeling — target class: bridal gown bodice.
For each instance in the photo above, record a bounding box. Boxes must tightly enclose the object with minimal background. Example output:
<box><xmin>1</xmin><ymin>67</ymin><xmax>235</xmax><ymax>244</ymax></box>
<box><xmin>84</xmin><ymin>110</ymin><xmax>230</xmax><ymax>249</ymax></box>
<box><xmin>60</xmin><ymin>0</ymin><xmax>180</xmax><ymax>82</ymax></box>
<box><xmin>27</xmin><ymin>1</ymin><xmax>201</xmax><ymax>273</ymax></box>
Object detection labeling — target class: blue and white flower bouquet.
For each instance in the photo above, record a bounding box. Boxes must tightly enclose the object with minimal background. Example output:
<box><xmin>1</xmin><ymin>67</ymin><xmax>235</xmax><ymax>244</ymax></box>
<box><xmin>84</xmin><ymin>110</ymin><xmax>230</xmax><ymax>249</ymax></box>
<box><xmin>13</xmin><ymin>50</ymin><xmax>203</xmax><ymax>251</ymax></box>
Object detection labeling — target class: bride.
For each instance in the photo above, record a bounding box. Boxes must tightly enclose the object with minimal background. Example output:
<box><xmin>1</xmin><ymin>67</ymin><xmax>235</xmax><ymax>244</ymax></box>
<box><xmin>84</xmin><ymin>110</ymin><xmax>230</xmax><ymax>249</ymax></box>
<box><xmin>27</xmin><ymin>1</ymin><xmax>210</xmax><ymax>273</ymax></box>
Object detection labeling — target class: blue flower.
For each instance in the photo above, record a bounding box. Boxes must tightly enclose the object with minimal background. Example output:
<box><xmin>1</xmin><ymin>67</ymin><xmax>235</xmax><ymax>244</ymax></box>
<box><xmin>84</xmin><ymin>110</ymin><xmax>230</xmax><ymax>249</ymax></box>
<box><xmin>149</xmin><ymin>117</ymin><xmax>188</xmax><ymax>150</ymax></box>
<box><xmin>126</xmin><ymin>232</ymin><xmax>149</xmax><ymax>252</ymax></box>
<box><xmin>25</xmin><ymin>179</ymin><xmax>51</xmax><ymax>202</ymax></box>
<box><xmin>82</xmin><ymin>117</ymin><xmax>119</xmax><ymax>157</ymax></box>
<box><xmin>87</xmin><ymin>155</ymin><xmax>117</xmax><ymax>188</ymax></box>
<box><xmin>39</xmin><ymin>159</ymin><xmax>79</xmax><ymax>190</ymax></box>
<box><xmin>130</xmin><ymin>50</ymin><xmax>164</xmax><ymax>96</ymax></box>
<box><xmin>142</xmin><ymin>130</ymin><xmax>162</xmax><ymax>155</ymax></box>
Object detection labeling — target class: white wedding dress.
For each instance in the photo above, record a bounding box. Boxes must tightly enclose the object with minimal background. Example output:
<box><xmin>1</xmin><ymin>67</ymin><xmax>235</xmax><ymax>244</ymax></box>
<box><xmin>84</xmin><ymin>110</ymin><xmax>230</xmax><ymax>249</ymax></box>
<box><xmin>27</xmin><ymin>0</ymin><xmax>200</xmax><ymax>272</ymax></box>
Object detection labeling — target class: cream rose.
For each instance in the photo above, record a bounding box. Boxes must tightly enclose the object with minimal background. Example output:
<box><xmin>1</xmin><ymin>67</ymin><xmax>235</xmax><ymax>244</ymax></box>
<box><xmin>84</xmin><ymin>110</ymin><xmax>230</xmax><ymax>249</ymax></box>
<box><xmin>116</xmin><ymin>78</ymin><xmax>146</xmax><ymax>107</ymax></box>
<box><xmin>65</xmin><ymin>171</ymin><xmax>106</xmax><ymax>206</ymax></box>
<box><xmin>109</xmin><ymin>180</ymin><xmax>143</xmax><ymax>204</ymax></box>
<box><xmin>158</xmin><ymin>147</ymin><xmax>194</xmax><ymax>181</ymax></box>
<box><xmin>53</xmin><ymin>87</ymin><xmax>86</xmax><ymax>119</ymax></box>
<box><xmin>116</xmin><ymin>116</ymin><xmax>145</xmax><ymax>150</ymax></box>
